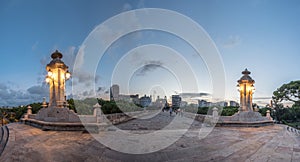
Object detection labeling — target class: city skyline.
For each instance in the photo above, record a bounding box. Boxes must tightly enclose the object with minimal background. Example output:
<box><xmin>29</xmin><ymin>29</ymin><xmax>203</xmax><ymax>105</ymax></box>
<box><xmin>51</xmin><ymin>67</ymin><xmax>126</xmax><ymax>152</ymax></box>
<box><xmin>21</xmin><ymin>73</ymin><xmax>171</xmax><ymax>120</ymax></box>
<box><xmin>1</xmin><ymin>0</ymin><xmax>300</xmax><ymax>106</ymax></box>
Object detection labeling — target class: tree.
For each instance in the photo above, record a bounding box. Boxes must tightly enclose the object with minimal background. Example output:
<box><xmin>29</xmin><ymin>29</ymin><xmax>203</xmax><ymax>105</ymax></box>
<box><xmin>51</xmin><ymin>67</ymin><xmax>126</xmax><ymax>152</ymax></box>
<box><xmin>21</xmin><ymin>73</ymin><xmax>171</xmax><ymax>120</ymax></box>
<box><xmin>67</xmin><ymin>98</ymin><xmax>76</xmax><ymax>113</ymax></box>
<box><xmin>272</xmin><ymin>80</ymin><xmax>300</xmax><ymax>106</ymax></box>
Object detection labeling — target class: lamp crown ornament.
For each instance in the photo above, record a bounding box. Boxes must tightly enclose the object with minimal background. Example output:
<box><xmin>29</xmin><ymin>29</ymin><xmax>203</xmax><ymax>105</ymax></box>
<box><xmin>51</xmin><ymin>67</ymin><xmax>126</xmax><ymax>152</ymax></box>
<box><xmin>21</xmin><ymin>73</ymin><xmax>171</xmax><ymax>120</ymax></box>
<box><xmin>242</xmin><ymin>68</ymin><xmax>250</xmax><ymax>75</ymax></box>
<box><xmin>51</xmin><ymin>50</ymin><xmax>63</xmax><ymax>59</ymax></box>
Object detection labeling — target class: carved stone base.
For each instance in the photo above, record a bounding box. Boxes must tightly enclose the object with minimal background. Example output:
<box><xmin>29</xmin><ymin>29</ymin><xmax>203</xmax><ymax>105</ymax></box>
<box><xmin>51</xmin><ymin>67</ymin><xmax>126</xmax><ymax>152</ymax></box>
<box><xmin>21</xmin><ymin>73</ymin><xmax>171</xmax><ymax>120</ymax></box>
<box><xmin>229</xmin><ymin>111</ymin><xmax>269</xmax><ymax>122</ymax></box>
<box><xmin>35</xmin><ymin>108</ymin><xmax>80</xmax><ymax>123</ymax></box>
<box><xmin>217</xmin><ymin>111</ymin><xmax>274</xmax><ymax>127</ymax></box>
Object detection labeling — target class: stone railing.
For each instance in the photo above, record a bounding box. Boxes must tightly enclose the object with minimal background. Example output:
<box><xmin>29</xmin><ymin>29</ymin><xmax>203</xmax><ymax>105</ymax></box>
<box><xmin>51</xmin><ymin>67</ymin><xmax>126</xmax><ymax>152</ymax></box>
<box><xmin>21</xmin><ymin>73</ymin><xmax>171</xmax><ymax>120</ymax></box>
<box><xmin>79</xmin><ymin>110</ymin><xmax>157</xmax><ymax>125</ymax></box>
<box><xmin>0</xmin><ymin>125</ymin><xmax>9</xmax><ymax>156</ymax></box>
<box><xmin>183</xmin><ymin>111</ymin><xmax>207</xmax><ymax>122</ymax></box>
<box><xmin>287</xmin><ymin>126</ymin><xmax>300</xmax><ymax>136</ymax></box>
<box><xmin>105</xmin><ymin>110</ymin><xmax>156</xmax><ymax>124</ymax></box>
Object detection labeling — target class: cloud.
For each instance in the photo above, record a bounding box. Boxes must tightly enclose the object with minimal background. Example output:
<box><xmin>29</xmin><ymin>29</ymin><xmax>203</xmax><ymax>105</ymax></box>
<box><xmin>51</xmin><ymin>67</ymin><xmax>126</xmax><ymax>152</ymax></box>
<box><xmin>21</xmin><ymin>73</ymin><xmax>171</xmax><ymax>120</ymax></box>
<box><xmin>62</xmin><ymin>46</ymin><xmax>77</xmax><ymax>70</ymax></box>
<box><xmin>94</xmin><ymin>7</ymin><xmax>142</xmax><ymax>53</ymax></box>
<box><xmin>137</xmin><ymin>0</ymin><xmax>145</xmax><ymax>8</ymax></box>
<box><xmin>122</xmin><ymin>3</ymin><xmax>132</xmax><ymax>11</ymax></box>
<box><xmin>136</xmin><ymin>61</ymin><xmax>163</xmax><ymax>76</ymax></box>
<box><xmin>122</xmin><ymin>0</ymin><xmax>144</xmax><ymax>11</ymax></box>
<box><xmin>0</xmin><ymin>83</ymin><xmax>8</xmax><ymax>90</ymax></box>
<box><xmin>40</xmin><ymin>56</ymin><xmax>48</xmax><ymax>66</ymax></box>
<box><xmin>27</xmin><ymin>84</ymin><xmax>48</xmax><ymax>97</ymax></box>
<box><xmin>0</xmin><ymin>82</ymin><xmax>49</xmax><ymax>107</ymax></box>
<box><xmin>73</xmin><ymin>45</ymin><xmax>85</xmax><ymax>70</ymax></box>
<box><xmin>97</xmin><ymin>86</ymin><xmax>106</xmax><ymax>93</ymax></box>
<box><xmin>179</xmin><ymin>92</ymin><xmax>210</xmax><ymax>98</ymax></box>
<box><xmin>253</xmin><ymin>97</ymin><xmax>271</xmax><ymax>100</ymax></box>
<box><xmin>72</xmin><ymin>70</ymin><xmax>100</xmax><ymax>86</ymax></box>
<box><xmin>223</xmin><ymin>35</ymin><xmax>241</xmax><ymax>48</ymax></box>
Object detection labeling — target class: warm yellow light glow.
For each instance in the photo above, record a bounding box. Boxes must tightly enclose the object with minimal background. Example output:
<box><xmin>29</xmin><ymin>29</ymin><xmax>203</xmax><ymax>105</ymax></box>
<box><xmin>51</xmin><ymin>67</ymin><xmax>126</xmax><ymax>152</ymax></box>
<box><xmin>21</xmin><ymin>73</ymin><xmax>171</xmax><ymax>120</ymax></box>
<box><xmin>251</xmin><ymin>85</ymin><xmax>255</xmax><ymax>92</ymax></box>
<box><xmin>66</xmin><ymin>71</ymin><xmax>71</xmax><ymax>80</ymax></box>
<box><xmin>48</xmin><ymin>70</ymin><xmax>53</xmax><ymax>77</ymax></box>
<box><xmin>61</xmin><ymin>73</ymin><xmax>65</xmax><ymax>80</ymax></box>
<box><xmin>45</xmin><ymin>77</ymin><xmax>50</xmax><ymax>83</ymax></box>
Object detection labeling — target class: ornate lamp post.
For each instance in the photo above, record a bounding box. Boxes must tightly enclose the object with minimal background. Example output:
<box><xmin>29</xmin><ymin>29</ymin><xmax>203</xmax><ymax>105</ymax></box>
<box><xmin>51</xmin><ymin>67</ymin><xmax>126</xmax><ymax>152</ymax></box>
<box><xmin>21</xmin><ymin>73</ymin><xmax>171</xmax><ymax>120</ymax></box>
<box><xmin>45</xmin><ymin>50</ymin><xmax>71</xmax><ymax>108</ymax></box>
<box><xmin>237</xmin><ymin>68</ymin><xmax>255</xmax><ymax>112</ymax></box>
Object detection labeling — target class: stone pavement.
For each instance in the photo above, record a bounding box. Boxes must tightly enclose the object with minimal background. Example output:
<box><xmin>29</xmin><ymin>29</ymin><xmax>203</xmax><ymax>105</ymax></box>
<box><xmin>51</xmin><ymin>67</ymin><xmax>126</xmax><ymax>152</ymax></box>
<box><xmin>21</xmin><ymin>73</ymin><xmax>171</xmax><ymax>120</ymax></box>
<box><xmin>0</xmin><ymin>111</ymin><xmax>299</xmax><ymax>162</ymax></box>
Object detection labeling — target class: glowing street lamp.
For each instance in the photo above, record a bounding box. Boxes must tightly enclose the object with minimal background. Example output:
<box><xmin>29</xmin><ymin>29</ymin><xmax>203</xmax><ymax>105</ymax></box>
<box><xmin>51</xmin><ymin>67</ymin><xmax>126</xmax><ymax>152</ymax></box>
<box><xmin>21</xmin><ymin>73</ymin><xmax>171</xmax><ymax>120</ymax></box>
<box><xmin>237</xmin><ymin>68</ymin><xmax>255</xmax><ymax>112</ymax></box>
<box><xmin>45</xmin><ymin>50</ymin><xmax>71</xmax><ymax>108</ymax></box>
<box><xmin>66</xmin><ymin>70</ymin><xmax>71</xmax><ymax>80</ymax></box>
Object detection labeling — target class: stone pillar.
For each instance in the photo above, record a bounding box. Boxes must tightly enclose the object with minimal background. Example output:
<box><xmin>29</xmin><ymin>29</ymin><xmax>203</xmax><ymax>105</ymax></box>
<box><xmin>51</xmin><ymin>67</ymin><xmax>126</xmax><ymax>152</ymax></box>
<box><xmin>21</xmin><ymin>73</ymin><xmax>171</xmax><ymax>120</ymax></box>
<box><xmin>42</xmin><ymin>97</ymin><xmax>47</xmax><ymax>108</ymax></box>
<box><xmin>266</xmin><ymin>110</ymin><xmax>273</xmax><ymax>120</ymax></box>
<box><xmin>45</xmin><ymin>50</ymin><xmax>71</xmax><ymax>108</ymax></box>
<box><xmin>237</xmin><ymin>69</ymin><xmax>255</xmax><ymax>112</ymax></box>
<box><xmin>93</xmin><ymin>103</ymin><xmax>102</xmax><ymax>123</ymax></box>
<box><xmin>27</xmin><ymin>105</ymin><xmax>32</xmax><ymax>115</ymax></box>
<box><xmin>63</xmin><ymin>96</ymin><xmax>69</xmax><ymax>108</ymax></box>
<box><xmin>212</xmin><ymin>107</ymin><xmax>219</xmax><ymax>123</ymax></box>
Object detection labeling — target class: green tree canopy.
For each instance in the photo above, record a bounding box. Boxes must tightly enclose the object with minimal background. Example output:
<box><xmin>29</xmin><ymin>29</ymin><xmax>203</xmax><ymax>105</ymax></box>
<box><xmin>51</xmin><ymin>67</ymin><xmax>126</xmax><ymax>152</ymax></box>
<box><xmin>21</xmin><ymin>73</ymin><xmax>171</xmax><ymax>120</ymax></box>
<box><xmin>272</xmin><ymin>80</ymin><xmax>300</xmax><ymax>106</ymax></box>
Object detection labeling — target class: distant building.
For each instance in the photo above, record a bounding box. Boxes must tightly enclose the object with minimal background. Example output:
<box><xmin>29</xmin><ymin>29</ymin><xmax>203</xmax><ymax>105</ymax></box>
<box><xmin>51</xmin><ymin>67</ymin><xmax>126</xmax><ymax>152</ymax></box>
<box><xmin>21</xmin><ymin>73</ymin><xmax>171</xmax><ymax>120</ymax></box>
<box><xmin>214</xmin><ymin>101</ymin><xmax>228</xmax><ymax>107</ymax></box>
<box><xmin>118</xmin><ymin>94</ymin><xmax>131</xmax><ymax>102</ymax></box>
<box><xmin>229</xmin><ymin>101</ymin><xmax>239</xmax><ymax>107</ymax></box>
<box><xmin>110</xmin><ymin>84</ymin><xmax>119</xmax><ymax>101</ymax></box>
<box><xmin>180</xmin><ymin>101</ymin><xmax>188</xmax><ymax>107</ymax></box>
<box><xmin>172</xmin><ymin>95</ymin><xmax>182</xmax><ymax>108</ymax></box>
<box><xmin>153</xmin><ymin>96</ymin><xmax>167</xmax><ymax>108</ymax></box>
<box><xmin>198</xmin><ymin>100</ymin><xmax>209</xmax><ymax>107</ymax></box>
<box><xmin>199</xmin><ymin>100</ymin><xmax>228</xmax><ymax>107</ymax></box>
<box><xmin>130</xmin><ymin>94</ymin><xmax>140</xmax><ymax>105</ymax></box>
<box><xmin>140</xmin><ymin>95</ymin><xmax>152</xmax><ymax>107</ymax></box>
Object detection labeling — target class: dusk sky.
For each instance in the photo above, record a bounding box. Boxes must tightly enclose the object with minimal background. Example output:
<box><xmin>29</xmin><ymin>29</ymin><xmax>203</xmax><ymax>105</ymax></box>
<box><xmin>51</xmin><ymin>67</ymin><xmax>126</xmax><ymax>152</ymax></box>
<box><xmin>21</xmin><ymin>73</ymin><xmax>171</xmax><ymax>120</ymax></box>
<box><xmin>1</xmin><ymin>0</ymin><xmax>300</xmax><ymax>106</ymax></box>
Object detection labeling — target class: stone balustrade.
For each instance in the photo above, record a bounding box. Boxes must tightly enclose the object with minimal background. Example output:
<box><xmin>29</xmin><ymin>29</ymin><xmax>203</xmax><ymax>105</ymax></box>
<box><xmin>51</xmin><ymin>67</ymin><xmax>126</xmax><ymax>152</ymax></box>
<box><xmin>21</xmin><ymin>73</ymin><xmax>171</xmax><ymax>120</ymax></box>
<box><xmin>0</xmin><ymin>125</ymin><xmax>9</xmax><ymax>157</ymax></box>
<box><xmin>287</xmin><ymin>126</ymin><xmax>300</xmax><ymax>136</ymax></box>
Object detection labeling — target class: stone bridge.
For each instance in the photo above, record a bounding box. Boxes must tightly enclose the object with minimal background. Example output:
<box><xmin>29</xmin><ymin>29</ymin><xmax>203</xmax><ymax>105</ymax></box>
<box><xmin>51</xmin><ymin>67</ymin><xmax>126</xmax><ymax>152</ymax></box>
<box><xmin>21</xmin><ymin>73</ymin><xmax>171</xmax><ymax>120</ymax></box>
<box><xmin>0</xmin><ymin>111</ymin><xmax>300</xmax><ymax>161</ymax></box>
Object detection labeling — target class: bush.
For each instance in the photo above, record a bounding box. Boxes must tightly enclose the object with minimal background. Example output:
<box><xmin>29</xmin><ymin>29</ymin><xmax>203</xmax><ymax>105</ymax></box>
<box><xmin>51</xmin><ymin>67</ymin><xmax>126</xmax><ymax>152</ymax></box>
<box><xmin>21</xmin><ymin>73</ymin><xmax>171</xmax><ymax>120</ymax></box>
<box><xmin>197</xmin><ymin>107</ymin><xmax>209</xmax><ymax>114</ymax></box>
<box><xmin>221</xmin><ymin>106</ymin><xmax>239</xmax><ymax>116</ymax></box>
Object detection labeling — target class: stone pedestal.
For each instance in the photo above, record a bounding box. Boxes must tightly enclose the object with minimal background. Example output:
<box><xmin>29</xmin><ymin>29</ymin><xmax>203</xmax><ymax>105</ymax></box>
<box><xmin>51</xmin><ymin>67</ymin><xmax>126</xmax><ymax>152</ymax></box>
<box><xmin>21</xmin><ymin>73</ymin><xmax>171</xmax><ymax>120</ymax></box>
<box><xmin>216</xmin><ymin>69</ymin><xmax>274</xmax><ymax>127</ymax></box>
<box><xmin>227</xmin><ymin>111</ymin><xmax>269</xmax><ymax>122</ymax></box>
<box><xmin>35</xmin><ymin>108</ymin><xmax>80</xmax><ymax>123</ymax></box>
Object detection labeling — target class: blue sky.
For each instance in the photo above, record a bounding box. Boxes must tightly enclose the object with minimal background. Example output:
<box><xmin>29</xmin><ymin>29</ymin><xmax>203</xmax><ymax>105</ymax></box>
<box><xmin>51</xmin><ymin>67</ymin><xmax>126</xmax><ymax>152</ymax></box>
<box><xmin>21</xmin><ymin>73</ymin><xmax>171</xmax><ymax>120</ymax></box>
<box><xmin>1</xmin><ymin>0</ymin><xmax>300</xmax><ymax>106</ymax></box>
